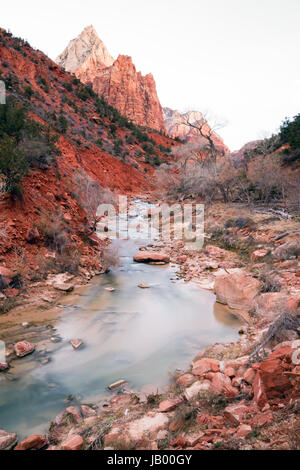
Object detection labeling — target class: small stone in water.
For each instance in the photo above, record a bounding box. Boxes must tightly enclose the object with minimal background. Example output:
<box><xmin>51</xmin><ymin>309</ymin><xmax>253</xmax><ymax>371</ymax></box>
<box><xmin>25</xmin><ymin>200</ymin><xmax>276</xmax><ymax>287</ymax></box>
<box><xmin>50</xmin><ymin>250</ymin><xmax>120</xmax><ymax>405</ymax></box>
<box><xmin>70</xmin><ymin>339</ymin><xmax>84</xmax><ymax>350</ymax></box>
<box><xmin>48</xmin><ymin>383</ymin><xmax>57</xmax><ymax>388</ymax></box>
<box><xmin>105</xmin><ymin>287</ymin><xmax>115</xmax><ymax>292</ymax></box>
<box><xmin>64</xmin><ymin>394</ymin><xmax>74</xmax><ymax>404</ymax></box>
<box><xmin>41</xmin><ymin>358</ymin><xmax>51</xmax><ymax>365</ymax></box>
<box><xmin>108</xmin><ymin>380</ymin><xmax>127</xmax><ymax>390</ymax></box>
<box><xmin>50</xmin><ymin>336</ymin><xmax>62</xmax><ymax>343</ymax></box>
<box><xmin>22</xmin><ymin>322</ymin><xmax>30</xmax><ymax>328</ymax></box>
<box><xmin>138</xmin><ymin>284</ymin><xmax>150</xmax><ymax>289</ymax></box>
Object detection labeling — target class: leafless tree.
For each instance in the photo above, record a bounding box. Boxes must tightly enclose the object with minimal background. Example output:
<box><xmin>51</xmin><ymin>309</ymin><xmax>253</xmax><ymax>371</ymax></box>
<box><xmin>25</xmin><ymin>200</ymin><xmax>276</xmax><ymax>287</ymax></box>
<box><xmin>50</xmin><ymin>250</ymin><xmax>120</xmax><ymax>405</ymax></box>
<box><xmin>73</xmin><ymin>170</ymin><xmax>115</xmax><ymax>233</ymax></box>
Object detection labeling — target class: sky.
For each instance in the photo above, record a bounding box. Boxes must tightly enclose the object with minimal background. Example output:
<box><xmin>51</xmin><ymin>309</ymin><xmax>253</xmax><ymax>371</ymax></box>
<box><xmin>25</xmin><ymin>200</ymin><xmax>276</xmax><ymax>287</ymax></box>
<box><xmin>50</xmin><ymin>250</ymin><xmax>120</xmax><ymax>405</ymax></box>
<box><xmin>1</xmin><ymin>0</ymin><xmax>300</xmax><ymax>150</ymax></box>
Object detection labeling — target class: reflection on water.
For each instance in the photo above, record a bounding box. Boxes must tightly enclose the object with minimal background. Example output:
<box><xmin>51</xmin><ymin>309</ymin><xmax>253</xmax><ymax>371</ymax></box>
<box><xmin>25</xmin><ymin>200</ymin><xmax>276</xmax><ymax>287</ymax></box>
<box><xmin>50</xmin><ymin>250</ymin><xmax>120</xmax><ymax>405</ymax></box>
<box><xmin>0</xmin><ymin>200</ymin><xmax>241</xmax><ymax>438</ymax></box>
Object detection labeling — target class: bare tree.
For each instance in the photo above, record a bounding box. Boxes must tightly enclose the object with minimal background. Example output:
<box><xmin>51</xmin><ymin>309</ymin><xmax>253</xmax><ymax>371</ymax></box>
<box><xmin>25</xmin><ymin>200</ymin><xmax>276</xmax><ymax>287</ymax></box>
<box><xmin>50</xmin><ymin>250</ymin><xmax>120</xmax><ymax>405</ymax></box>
<box><xmin>73</xmin><ymin>170</ymin><xmax>115</xmax><ymax>233</ymax></box>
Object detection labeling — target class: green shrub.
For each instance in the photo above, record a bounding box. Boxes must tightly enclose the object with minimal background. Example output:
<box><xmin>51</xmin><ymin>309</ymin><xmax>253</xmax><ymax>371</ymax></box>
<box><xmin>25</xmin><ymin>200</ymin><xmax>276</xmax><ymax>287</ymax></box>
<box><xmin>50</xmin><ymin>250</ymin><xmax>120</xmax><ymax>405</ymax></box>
<box><xmin>24</xmin><ymin>85</ymin><xmax>34</xmax><ymax>99</ymax></box>
<box><xmin>0</xmin><ymin>134</ymin><xmax>28</xmax><ymax>196</ymax></box>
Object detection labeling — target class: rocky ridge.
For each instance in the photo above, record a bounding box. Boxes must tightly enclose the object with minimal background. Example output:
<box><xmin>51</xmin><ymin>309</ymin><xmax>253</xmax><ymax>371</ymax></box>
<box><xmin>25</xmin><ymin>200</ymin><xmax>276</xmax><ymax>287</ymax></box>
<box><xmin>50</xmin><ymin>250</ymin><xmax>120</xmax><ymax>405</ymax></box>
<box><xmin>57</xmin><ymin>26</ymin><xmax>165</xmax><ymax>132</ymax></box>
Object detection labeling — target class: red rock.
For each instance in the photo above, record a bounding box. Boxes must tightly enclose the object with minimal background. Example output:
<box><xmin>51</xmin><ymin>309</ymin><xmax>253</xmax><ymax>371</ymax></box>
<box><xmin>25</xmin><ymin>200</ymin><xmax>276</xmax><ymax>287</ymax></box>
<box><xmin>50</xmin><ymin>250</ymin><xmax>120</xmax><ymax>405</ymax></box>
<box><xmin>224</xmin><ymin>367</ymin><xmax>235</xmax><ymax>378</ymax></box>
<box><xmin>192</xmin><ymin>358</ymin><xmax>220</xmax><ymax>376</ymax></box>
<box><xmin>254</xmin><ymin>293</ymin><xmax>292</xmax><ymax>322</ymax></box>
<box><xmin>184</xmin><ymin>432</ymin><xmax>205</xmax><ymax>447</ymax></box>
<box><xmin>236</xmin><ymin>424</ymin><xmax>252</xmax><ymax>438</ymax></box>
<box><xmin>176</xmin><ymin>373</ymin><xmax>195</xmax><ymax>387</ymax></box>
<box><xmin>169</xmin><ymin>417</ymin><xmax>185</xmax><ymax>432</ymax></box>
<box><xmin>4</xmin><ymin>288</ymin><xmax>19</xmax><ymax>298</ymax></box>
<box><xmin>210</xmin><ymin>373</ymin><xmax>239</xmax><ymax>398</ymax></box>
<box><xmin>253</xmin><ymin>372</ymin><xmax>268</xmax><ymax>407</ymax></box>
<box><xmin>14</xmin><ymin>434</ymin><xmax>47</xmax><ymax>450</ymax></box>
<box><xmin>251</xmin><ymin>412</ymin><xmax>273</xmax><ymax>428</ymax></box>
<box><xmin>243</xmin><ymin>368</ymin><xmax>256</xmax><ymax>384</ymax></box>
<box><xmin>232</xmin><ymin>377</ymin><xmax>242</xmax><ymax>388</ymax></box>
<box><xmin>158</xmin><ymin>398</ymin><xmax>182</xmax><ymax>413</ymax></box>
<box><xmin>251</xmin><ymin>249</ymin><xmax>268</xmax><ymax>261</ymax></box>
<box><xmin>81</xmin><ymin>405</ymin><xmax>96</xmax><ymax>418</ymax></box>
<box><xmin>0</xmin><ymin>363</ymin><xmax>9</xmax><ymax>371</ymax></box>
<box><xmin>170</xmin><ymin>436</ymin><xmax>187</xmax><ymax>448</ymax></box>
<box><xmin>255</xmin><ymin>353</ymin><xmax>293</xmax><ymax>401</ymax></box>
<box><xmin>268</xmin><ymin>346</ymin><xmax>293</xmax><ymax>361</ymax></box>
<box><xmin>65</xmin><ymin>406</ymin><xmax>82</xmax><ymax>423</ymax></box>
<box><xmin>0</xmin><ymin>266</ymin><xmax>14</xmax><ymax>282</ymax></box>
<box><xmin>214</xmin><ymin>273</ymin><xmax>260</xmax><ymax>310</ymax></box>
<box><xmin>197</xmin><ymin>414</ymin><xmax>224</xmax><ymax>428</ymax></box>
<box><xmin>61</xmin><ymin>434</ymin><xmax>83</xmax><ymax>451</ymax></box>
<box><xmin>57</xmin><ymin>27</ymin><xmax>165</xmax><ymax>132</ymax></box>
<box><xmin>70</xmin><ymin>339</ymin><xmax>84</xmax><ymax>350</ymax></box>
<box><xmin>133</xmin><ymin>252</ymin><xmax>170</xmax><ymax>264</ymax></box>
<box><xmin>14</xmin><ymin>341</ymin><xmax>35</xmax><ymax>357</ymax></box>
<box><xmin>223</xmin><ymin>404</ymin><xmax>250</xmax><ymax>426</ymax></box>
<box><xmin>0</xmin><ymin>430</ymin><xmax>18</xmax><ymax>450</ymax></box>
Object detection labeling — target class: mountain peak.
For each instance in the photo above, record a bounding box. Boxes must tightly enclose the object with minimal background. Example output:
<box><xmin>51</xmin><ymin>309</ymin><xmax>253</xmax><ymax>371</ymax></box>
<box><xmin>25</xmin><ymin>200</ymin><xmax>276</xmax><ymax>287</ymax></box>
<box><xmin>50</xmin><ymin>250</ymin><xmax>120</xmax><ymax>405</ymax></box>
<box><xmin>56</xmin><ymin>27</ymin><xmax>165</xmax><ymax>132</ymax></box>
<box><xmin>56</xmin><ymin>25</ymin><xmax>114</xmax><ymax>74</ymax></box>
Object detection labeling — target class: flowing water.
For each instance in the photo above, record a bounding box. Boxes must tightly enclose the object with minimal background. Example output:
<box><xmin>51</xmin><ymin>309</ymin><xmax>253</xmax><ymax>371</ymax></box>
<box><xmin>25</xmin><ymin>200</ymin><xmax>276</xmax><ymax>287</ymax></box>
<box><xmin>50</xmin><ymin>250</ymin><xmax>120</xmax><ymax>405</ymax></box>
<box><xmin>0</xmin><ymin>200</ymin><xmax>241</xmax><ymax>439</ymax></box>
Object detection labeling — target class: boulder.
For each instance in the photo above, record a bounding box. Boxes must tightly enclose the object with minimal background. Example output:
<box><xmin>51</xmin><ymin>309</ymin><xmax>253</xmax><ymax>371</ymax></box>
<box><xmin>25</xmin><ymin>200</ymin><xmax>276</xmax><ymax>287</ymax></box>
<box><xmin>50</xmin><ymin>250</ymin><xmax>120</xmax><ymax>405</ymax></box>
<box><xmin>158</xmin><ymin>398</ymin><xmax>182</xmax><ymax>413</ymax></box>
<box><xmin>192</xmin><ymin>358</ymin><xmax>220</xmax><ymax>376</ymax></box>
<box><xmin>243</xmin><ymin>368</ymin><xmax>256</xmax><ymax>385</ymax></box>
<box><xmin>133</xmin><ymin>252</ymin><xmax>170</xmax><ymax>264</ymax></box>
<box><xmin>251</xmin><ymin>412</ymin><xmax>273</xmax><ymax>428</ymax></box>
<box><xmin>251</xmin><ymin>249</ymin><xmax>268</xmax><ymax>261</ymax></box>
<box><xmin>47</xmin><ymin>273</ymin><xmax>75</xmax><ymax>292</ymax></box>
<box><xmin>61</xmin><ymin>434</ymin><xmax>83</xmax><ymax>451</ymax></box>
<box><xmin>253</xmin><ymin>293</ymin><xmax>291</xmax><ymax>322</ymax></box>
<box><xmin>273</xmin><ymin>241</ymin><xmax>300</xmax><ymax>260</ymax></box>
<box><xmin>197</xmin><ymin>414</ymin><xmax>225</xmax><ymax>428</ymax></box>
<box><xmin>54</xmin><ymin>283</ymin><xmax>74</xmax><ymax>292</ymax></box>
<box><xmin>14</xmin><ymin>341</ymin><xmax>35</xmax><ymax>358</ymax></box>
<box><xmin>176</xmin><ymin>374</ymin><xmax>195</xmax><ymax>387</ymax></box>
<box><xmin>70</xmin><ymin>339</ymin><xmax>84</xmax><ymax>350</ymax></box>
<box><xmin>184</xmin><ymin>380</ymin><xmax>211</xmax><ymax>400</ymax></box>
<box><xmin>236</xmin><ymin>424</ymin><xmax>252</xmax><ymax>438</ymax></box>
<box><xmin>253</xmin><ymin>372</ymin><xmax>268</xmax><ymax>407</ymax></box>
<box><xmin>253</xmin><ymin>348</ymin><xmax>293</xmax><ymax>402</ymax></box>
<box><xmin>210</xmin><ymin>373</ymin><xmax>239</xmax><ymax>398</ymax></box>
<box><xmin>0</xmin><ymin>363</ymin><xmax>9</xmax><ymax>372</ymax></box>
<box><xmin>0</xmin><ymin>430</ymin><xmax>18</xmax><ymax>450</ymax></box>
<box><xmin>223</xmin><ymin>403</ymin><xmax>250</xmax><ymax>425</ymax></box>
<box><xmin>214</xmin><ymin>273</ymin><xmax>260</xmax><ymax>310</ymax></box>
<box><xmin>14</xmin><ymin>434</ymin><xmax>47</xmax><ymax>451</ymax></box>
<box><xmin>65</xmin><ymin>406</ymin><xmax>82</xmax><ymax>423</ymax></box>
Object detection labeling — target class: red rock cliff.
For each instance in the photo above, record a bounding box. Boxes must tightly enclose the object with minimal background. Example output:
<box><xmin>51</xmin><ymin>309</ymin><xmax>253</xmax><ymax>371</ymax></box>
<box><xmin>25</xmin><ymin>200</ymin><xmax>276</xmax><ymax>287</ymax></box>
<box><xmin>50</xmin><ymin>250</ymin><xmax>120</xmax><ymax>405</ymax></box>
<box><xmin>57</xmin><ymin>27</ymin><xmax>165</xmax><ymax>133</ymax></box>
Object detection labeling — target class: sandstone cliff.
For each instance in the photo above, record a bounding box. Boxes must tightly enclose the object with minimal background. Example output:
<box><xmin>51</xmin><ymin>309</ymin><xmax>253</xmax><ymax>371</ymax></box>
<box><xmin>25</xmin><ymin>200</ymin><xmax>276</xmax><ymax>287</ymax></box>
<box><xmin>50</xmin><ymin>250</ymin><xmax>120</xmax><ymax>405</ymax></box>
<box><xmin>56</xmin><ymin>25</ymin><xmax>114</xmax><ymax>78</ymax></box>
<box><xmin>57</xmin><ymin>26</ymin><xmax>165</xmax><ymax>132</ymax></box>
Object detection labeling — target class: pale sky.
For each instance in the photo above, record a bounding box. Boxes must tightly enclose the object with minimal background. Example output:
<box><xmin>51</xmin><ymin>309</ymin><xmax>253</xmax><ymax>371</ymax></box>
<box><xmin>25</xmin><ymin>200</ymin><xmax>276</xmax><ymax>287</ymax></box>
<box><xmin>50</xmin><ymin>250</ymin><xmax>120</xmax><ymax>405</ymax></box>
<box><xmin>1</xmin><ymin>0</ymin><xmax>300</xmax><ymax>150</ymax></box>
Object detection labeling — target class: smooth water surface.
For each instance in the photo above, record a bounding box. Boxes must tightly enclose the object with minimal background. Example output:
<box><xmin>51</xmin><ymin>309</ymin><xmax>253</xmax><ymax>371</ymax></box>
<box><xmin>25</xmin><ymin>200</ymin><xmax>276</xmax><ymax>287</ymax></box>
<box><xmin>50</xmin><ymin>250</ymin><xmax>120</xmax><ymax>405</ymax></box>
<box><xmin>0</xmin><ymin>200</ymin><xmax>241</xmax><ymax>438</ymax></box>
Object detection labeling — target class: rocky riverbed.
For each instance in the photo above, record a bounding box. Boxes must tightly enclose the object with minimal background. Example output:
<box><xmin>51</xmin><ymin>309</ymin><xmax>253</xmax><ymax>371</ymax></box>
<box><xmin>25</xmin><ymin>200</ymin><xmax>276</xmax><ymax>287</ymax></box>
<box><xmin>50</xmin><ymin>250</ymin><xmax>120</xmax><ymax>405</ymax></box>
<box><xmin>0</xmin><ymin>201</ymin><xmax>299</xmax><ymax>450</ymax></box>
